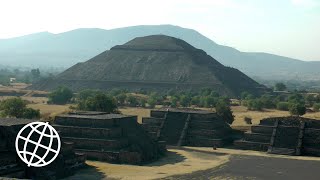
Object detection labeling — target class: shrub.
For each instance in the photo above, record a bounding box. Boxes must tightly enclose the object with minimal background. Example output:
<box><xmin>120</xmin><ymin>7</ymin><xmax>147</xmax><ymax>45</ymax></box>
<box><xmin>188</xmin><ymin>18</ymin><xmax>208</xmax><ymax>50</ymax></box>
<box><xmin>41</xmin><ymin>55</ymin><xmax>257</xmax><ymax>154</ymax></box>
<box><xmin>22</xmin><ymin>108</ymin><xmax>40</xmax><ymax>119</ymax></box>
<box><xmin>289</xmin><ymin>103</ymin><xmax>306</xmax><ymax>116</ymax></box>
<box><xmin>0</xmin><ymin>97</ymin><xmax>40</xmax><ymax>119</ymax></box>
<box><xmin>77</xmin><ymin>93</ymin><xmax>118</xmax><ymax>113</ymax></box>
<box><xmin>247</xmin><ymin>99</ymin><xmax>263</xmax><ymax>111</ymax></box>
<box><xmin>277</xmin><ymin>102</ymin><xmax>290</xmax><ymax>111</ymax></box>
<box><xmin>215</xmin><ymin>100</ymin><xmax>234</xmax><ymax>124</ymax></box>
<box><xmin>48</xmin><ymin>86</ymin><xmax>73</xmax><ymax>105</ymax></box>
<box><xmin>244</xmin><ymin>116</ymin><xmax>252</xmax><ymax>124</ymax></box>
<box><xmin>313</xmin><ymin>103</ymin><xmax>320</xmax><ymax>112</ymax></box>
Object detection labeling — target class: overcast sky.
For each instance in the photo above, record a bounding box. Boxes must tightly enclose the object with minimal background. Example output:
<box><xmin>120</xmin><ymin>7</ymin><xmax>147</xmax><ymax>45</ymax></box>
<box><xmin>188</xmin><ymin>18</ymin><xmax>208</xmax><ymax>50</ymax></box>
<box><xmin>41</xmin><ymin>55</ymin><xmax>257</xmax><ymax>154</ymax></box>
<box><xmin>0</xmin><ymin>0</ymin><xmax>319</xmax><ymax>61</ymax></box>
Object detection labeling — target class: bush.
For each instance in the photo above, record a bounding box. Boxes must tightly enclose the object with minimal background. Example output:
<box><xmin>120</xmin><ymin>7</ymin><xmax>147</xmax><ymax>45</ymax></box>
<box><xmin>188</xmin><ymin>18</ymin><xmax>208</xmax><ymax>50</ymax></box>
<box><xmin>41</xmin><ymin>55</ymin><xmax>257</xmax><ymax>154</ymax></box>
<box><xmin>147</xmin><ymin>97</ymin><xmax>157</xmax><ymax>108</ymax></box>
<box><xmin>274</xmin><ymin>83</ymin><xmax>286</xmax><ymax>91</ymax></box>
<box><xmin>22</xmin><ymin>108</ymin><xmax>40</xmax><ymax>119</ymax></box>
<box><xmin>247</xmin><ymin>99</ymin><xmax>263</xmax><ymax>111</ymax></box>
<box><xmin>126</xmin><ymin>95</ymin><xmax>138</xmax><ymax>107</ymax></box>
<box><xmin>180</xmin><ymin>95</ymin><xmax>191</xmax><ymax>107</ymax></box>
<box><xmin>289</xmin><ymin>103</ymin><xmax>306</xmax><ymax>116</ymax></box>
<box><xmin>77</xmin><ymin>93</ymin><xmax>118</xmax><ymax>113</ymax></box>
<box><xmin>0</xmin><ymin>97</ymin><xmax>26</xmax><ymax>118</ymax></box>
<box><xmin>244</xmin><ymin>116</ymin><xmax>252</xmax><ymax>124</ymax></box>
<box><xmin>48</xmin><ymin>86</ymin><xmax>73</xmax><ymax>105</ymax></box>
<box><xmin>215</xmin><ymin>99</ymin><xmax>234</xmax><ymax>124</ymax></box>
<box><xmin>277</xmin><ymin>102</ymin><xmax>290</xmax><ymax>111</ymax></box>
<box><xmin>313</xmin><ymin>103</ymin><xmax>320</xmax><ymax>112</ymax></box>
<box><xmin>0</xmin><ymin>97</ymin><xmax>40</xmax><ymax>119</ymax></box>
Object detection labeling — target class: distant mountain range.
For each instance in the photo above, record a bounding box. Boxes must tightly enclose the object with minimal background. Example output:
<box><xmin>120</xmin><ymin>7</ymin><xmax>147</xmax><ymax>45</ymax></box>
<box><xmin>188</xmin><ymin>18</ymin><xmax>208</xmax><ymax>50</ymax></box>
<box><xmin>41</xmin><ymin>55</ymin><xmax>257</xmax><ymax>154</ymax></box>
<box><xmin>0</xmin><ymin>25</ymin><xmax>319</xmax><ymax>80</ymax></box>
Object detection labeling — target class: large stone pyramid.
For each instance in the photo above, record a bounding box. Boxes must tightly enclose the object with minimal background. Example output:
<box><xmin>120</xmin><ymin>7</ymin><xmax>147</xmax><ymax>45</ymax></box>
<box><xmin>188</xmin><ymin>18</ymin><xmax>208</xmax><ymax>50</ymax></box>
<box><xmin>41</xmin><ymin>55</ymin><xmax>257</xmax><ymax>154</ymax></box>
<box><xmin>33</xmin><ymin>35</ymin><xmax>267</xmax><ymax>96</ymax></box>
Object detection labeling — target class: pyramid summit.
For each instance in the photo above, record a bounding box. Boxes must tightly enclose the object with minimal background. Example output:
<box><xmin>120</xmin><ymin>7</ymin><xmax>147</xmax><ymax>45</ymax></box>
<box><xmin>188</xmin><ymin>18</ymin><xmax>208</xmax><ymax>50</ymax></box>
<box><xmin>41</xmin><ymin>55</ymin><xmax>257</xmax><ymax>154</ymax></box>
<box><xmin>32</xmin><ymin>35</ymin><xmax>267</xmax><ymax>96</ymax></box>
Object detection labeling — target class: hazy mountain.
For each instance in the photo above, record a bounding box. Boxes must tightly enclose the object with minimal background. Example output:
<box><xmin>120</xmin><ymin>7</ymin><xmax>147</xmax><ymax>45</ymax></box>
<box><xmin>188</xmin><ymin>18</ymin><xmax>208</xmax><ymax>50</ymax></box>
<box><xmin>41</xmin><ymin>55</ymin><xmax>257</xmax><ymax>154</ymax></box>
<box><xmin>0</xmin><ymin>25</ymin><xmax>319</xmax><ymax>80</ymax></box>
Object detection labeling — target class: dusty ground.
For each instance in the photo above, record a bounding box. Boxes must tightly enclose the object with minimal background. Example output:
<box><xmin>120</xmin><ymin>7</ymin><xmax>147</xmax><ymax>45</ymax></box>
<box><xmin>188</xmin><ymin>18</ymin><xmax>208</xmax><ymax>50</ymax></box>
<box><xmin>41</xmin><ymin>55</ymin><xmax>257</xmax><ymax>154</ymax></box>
<box><xmin>64</xmin><ymin>148</ymin><xmax>230</xmax><ymax>180</ymax></box>
<box><xmin>64</xmin><ymin>147</ymin><xmax>320</xmax><ymax>180</ymax></box>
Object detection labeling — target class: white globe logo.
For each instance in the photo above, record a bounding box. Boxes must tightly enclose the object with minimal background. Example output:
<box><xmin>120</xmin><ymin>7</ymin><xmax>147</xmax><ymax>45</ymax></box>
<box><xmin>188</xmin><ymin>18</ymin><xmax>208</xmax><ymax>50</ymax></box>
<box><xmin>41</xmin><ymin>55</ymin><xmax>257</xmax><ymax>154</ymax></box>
<box><xmin>15</xmin><ymin>122</ymin><xmax>61</xmax><ymax>167</ymax></box>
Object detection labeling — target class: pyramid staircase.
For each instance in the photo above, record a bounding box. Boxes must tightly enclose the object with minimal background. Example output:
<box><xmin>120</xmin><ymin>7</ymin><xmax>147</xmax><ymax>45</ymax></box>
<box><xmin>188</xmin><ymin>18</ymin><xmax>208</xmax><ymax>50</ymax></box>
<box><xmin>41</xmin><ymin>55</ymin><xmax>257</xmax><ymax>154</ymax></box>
<box><xmin>142</xmin><ymin>109</ymin><xmax>233</xmax><ymax>147</ymax></box>
<box><xmin>234</xmin><ymin>117</ymin><xmax>320</xmax><ymax>157</ymax></box>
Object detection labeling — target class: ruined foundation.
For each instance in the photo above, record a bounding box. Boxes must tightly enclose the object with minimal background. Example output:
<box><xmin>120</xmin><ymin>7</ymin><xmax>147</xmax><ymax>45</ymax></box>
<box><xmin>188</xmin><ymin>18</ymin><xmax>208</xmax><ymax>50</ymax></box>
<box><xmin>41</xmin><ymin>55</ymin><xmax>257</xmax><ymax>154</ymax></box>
<box><xmin>0</xmin><ymin>118</ymin><xmax>86</xmax><ymax>179</ymax></box>
<box><xmin>53</xmin><ymin>112</ymin><xmax>165</xmax><ymax>165</ymax></box>
<box><xmin>142</xmin><ymin>109</ymin><xmax>233</xmax><ymax>147</ymax></box>
<box><xmin>234</xmin><ymin>116</ymin><xmax>320</xmax><ymax>156</ymax></box>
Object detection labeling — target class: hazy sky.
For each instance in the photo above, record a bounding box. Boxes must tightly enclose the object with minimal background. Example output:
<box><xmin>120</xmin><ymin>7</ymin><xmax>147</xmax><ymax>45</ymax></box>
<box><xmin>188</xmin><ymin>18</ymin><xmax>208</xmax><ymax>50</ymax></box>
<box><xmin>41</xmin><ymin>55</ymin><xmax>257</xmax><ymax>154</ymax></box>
<box><xmin>0</xmin><ymin>0</ymin><xmax>319</xmax><ymax>61</ymax></box>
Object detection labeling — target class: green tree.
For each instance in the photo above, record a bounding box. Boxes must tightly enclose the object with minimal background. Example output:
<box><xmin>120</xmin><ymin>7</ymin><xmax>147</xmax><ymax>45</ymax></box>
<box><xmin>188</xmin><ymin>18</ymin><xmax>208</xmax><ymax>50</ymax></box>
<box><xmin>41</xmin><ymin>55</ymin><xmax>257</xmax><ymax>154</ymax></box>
<box><xmin>247</xmin><ymin>99</ymin><xmax>263</xmax><ymax>111</ymax></box>
<box><xmin>276</xmin><ymin>102</ymin><xmax>290</xmax><ymax>111</ymax></box>
<box><xmin>313</xmin><ymin>103</ymin><xmax>320</xmax><ymax>112</ymax></box>
<box><xmin>116</xmin><ymin>93</ymin><xmax>127</xmax><ymax>105</ymax></box>
<box><xmin>215</xmin><ymin>99</ymin><xmax>234</xmax><ymax>124</ymax></box>
<box><xmin>274</xmin><ymin>82</ymin><xmax>287</xmax><ymax>91</ymax></box>
<box><xmin>0</xmin><ymin>97</ymin><xmax>40</xmax><ymax>119</ymax></box>
<box><xmin>289</xmin><ymin>103</ymin><xmax>306</xmax><ymax>116</ymax></box>
<box><xmin>147</xmin><ymin>97</ymin><xmax>157</xmax><ymax>108</ymax></box>
<box><xmin>77</xmin><ymin>93</ymin><xmax>118</xmax><ymax>113</ymax></box>
<box><xmin>259</xmin><ymin>95</ymin><xmax>275</xmax><ymax>109</ymax></box>
<box><xmin>170</xmin><ymin>96</ymin><xmax>178</xmax><ymax>108</ymax></box>
<box><xmin>22</xmin><ymin>108</ymin><xmax>40</xmax><ymax>119</ymax></box>
<box><xmin>126</xmin><ymin>95</ymin><xmax>138</xmax><ymax>107</ymax></box>
<box><xmin>180</xmin><ymin>95</ymin><xmax>191</xmax><ymax>107</ymax></box>
<box><xmin>48</xmin><ymin>86</ymin><xmax>73</xmax><ymax>105</ymax></box>
<box><xmin>0</xmin><ymin>97</ymin><xmax>26</xmax><ymax>118</ymax></box>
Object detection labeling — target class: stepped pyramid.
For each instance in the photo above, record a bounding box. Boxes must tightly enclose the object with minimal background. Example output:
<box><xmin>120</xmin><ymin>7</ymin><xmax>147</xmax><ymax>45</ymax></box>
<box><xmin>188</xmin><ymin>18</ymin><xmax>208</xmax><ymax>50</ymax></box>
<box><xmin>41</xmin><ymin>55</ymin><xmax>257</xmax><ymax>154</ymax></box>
<box><xmin>234</xmin><ymin>116</ymin><xmax>320</xmax><ymax>156</ymax></box>
<box><xmin>53</xmin><ymin>112</ymin><xmax>165</xmax><ymax>164</ymax></box>
<box><xmin>141</xmin><ymin>108</ymin><xmax>234</xmax><ymax>147</ymax></box>
<box><xmin>32</xmin><ymin>35</ymin><xmax>267</xmax><ymax>97</ymax></box>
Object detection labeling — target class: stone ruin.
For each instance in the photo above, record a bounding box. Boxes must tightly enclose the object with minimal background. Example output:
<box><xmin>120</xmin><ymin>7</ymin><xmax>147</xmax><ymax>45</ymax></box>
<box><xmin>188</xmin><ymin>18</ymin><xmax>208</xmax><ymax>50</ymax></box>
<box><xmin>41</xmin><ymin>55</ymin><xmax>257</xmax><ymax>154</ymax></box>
<box><xmin>53</xmin><ymin>111</ymin><xmax>166</xmax><ymax>165</ymax></box>
<box><xmin>0</xmin><ymin>118</ymin><xmax>85</xmax><ymax>179</ymax></box>
<box><xmin>234</xmin><ymin>116</ymin><xmax>320</xmax><ymax>156</ymax></box>
<box><xmin>141</xmin><ymin>108</ymin><xmax>234</xmax><ymax>147</ymax></box>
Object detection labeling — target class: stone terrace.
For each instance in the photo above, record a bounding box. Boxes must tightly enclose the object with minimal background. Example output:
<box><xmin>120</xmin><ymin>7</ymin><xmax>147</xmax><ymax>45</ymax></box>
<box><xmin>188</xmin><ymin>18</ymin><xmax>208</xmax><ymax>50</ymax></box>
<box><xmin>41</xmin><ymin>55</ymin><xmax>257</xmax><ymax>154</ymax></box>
<box><xmin>234</xmin><ymin>116</ymin><xmax>320</xmax><ymax>156</ymax></box>
<box><xmin>142</xmin><ymin>108</ymin><xmax>233</xmax><ymax>147</ymax></box>
<box><xmin>0</xmin><ymin>118</ymin><xmax>85</xmax><ymax>179</ymax></box>
<box><xmin>53</xmin><ymin>112</ymin><xmax>165</xmax><ymax>165</ymax></box>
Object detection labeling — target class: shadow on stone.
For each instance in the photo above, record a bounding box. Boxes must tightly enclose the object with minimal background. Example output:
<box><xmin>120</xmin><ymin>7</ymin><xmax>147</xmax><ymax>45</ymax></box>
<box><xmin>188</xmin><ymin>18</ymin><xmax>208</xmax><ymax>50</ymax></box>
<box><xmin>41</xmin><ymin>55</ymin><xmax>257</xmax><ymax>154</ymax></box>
<box><xmin>62</xmin><ymin>164</ymin><xmax>109</xmax><ymax>180</ymax></box>
<box><xmin>144</xmin><ymin>151</ymin><xmax>186</xmax><ymax>167</ymax></box>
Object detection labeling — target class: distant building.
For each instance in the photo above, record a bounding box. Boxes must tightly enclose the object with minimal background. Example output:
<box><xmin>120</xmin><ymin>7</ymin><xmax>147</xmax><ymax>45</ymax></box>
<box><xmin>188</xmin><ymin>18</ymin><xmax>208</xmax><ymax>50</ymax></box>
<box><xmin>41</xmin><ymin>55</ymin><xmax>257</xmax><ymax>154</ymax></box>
<box><xmin>9</xmin><ymin>77</ymin><xmax>16</xmax><ymax>83</ymax></box>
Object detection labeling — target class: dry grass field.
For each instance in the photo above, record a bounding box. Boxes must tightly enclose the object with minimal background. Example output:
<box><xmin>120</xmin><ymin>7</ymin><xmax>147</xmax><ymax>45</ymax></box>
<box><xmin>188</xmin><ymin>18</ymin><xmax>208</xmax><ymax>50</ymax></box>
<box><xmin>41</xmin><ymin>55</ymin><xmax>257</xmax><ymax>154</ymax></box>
<box><xmin>1</xmin><ymin>85</ymin><xmax>320</xmax><ymax>125</ymax></box>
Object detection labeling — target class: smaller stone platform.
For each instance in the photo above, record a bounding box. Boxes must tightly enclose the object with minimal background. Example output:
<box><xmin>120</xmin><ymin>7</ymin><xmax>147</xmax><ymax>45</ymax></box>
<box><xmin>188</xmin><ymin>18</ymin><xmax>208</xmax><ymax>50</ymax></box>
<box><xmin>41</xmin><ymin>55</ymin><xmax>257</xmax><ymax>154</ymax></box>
<box><xmin>0</xmin><ymin>118</ymin><xmax>86</xmax><ymax>179</ymax></box>
<box><xmin>53</xmin><ymin>111</ymin><xmax>166</xmax><ymax>165</ymax></box>
<box><xmin>234</xmin><ymin>116</ymin><xmax>320</xmax><ymax>157</ymax></box>
<box><xmin>142</xmin><ymin>108</ymin><xmax>234</xmax><ymax>147</ymax></box>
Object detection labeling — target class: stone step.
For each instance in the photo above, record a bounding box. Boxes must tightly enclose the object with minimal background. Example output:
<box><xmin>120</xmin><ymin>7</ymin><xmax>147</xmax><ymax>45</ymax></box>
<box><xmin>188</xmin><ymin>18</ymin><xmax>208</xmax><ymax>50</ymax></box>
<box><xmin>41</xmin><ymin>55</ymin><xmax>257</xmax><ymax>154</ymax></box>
<box><xmin>141</xmin><ymin>123</ymin><xmax>160</xmax><ymax>132</ymax></box>
<box><xmin>268</xmin><ymin>147</ymin><xmax>296</xmax><ymax>155</ymax></box>
<box><xmin>148</xmin><ymin>132</ymin><xmax>158</xmax><ymax>140</ymax></box>
<box><xmin>62</xmin><ymin>137</ymin><xmax>128</xmax><ymax>150</ymax></box>
<box><xmin>142</xmin><ymin>117</ymin><xmax>164</xmax><ymax>125</ymax></box>
<box><xmin>251</xmin><ymin>125</ymin><xmax>274</xmax><ymax>135</ymax></box>
<box><xmin>75</xmin><ymin>149</ymin><xmax>120</xmax><ymax>163</ymax></box>
<box><xmin>244</xmin><ymin>133</ymin><xmax>271</xmax><ymax>143</ymax></box>
<box><xmin>61</xmin><ymin>142</ymin><xmax>75</xmax><ymax>155</ymax></box>
<box><xmin>189</xmin><ymin>121</ymin><xmax>226</xmax><ymax>129</ymax></box>
<box><xmin>233</xmin><ymin>140</ymin><xmax>269</xmax><ymax>151</ymax></box>
<box><xmin>75</xmin><ymin>149</ymin><xmax>142</xmax><ymax>164</ymax></box>
<box><xmin>54</xmin><ymin>125</ymin><xmax>123</xmax><ymax>139</ymax></box>
<box><xmin>188</xmin><ymin>129</ymin><xmax>229</xmax><ymax>137</ymax></box>
<box><xmin>54</xmin><ymin>115</ymin><xmax>126</xmax><ymax>128</ymax></box>
<box><xmin>187</xmin><ymin>137</ymin><xmax>224</xmax><ymax>147</ymax></box>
